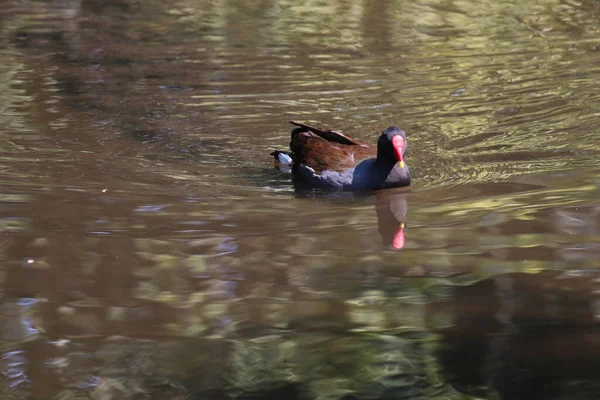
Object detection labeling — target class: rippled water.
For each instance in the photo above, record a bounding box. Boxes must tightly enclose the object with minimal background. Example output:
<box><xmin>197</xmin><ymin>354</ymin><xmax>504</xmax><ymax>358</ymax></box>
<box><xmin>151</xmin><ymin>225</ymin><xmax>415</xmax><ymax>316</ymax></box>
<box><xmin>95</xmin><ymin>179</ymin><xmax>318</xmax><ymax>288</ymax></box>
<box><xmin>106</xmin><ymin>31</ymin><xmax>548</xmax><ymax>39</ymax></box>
<box><xmin>1</xmin><ymin>0</ymin><xmax>600</xmax><ymax>399</ymax></box>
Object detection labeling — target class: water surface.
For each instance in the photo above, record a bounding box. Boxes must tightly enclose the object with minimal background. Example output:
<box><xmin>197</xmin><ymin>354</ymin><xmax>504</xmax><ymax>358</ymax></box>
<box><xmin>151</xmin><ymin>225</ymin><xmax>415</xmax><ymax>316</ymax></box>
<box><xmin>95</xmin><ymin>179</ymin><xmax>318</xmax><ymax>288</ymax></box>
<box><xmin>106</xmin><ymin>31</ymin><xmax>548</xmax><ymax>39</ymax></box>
<box><xmin>1</xmin><ymin>0</ymin><xmax>600</xmax><ymax>399</ymax></box>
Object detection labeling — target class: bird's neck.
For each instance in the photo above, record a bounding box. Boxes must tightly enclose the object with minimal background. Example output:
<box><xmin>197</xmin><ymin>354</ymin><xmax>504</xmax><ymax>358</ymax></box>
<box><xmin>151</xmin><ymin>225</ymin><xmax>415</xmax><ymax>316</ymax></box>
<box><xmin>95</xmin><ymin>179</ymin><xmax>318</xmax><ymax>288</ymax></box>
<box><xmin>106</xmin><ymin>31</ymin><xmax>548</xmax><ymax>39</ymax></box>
<box><xmin>367</xmin><ymin>157</ymin><xmax>396</xmax><ymax>187</ymax></box>
<box><xmin>374</xmin><ymin>156</ymin><xmax>397</xmax><ymax>177</ymax></box>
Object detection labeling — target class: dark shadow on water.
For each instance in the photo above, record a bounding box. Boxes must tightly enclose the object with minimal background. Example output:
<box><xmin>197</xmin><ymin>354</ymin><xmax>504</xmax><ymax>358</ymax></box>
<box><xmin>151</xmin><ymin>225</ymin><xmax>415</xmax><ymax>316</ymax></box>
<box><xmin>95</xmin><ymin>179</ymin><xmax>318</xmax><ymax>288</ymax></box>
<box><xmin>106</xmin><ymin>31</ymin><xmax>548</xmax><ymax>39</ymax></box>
<box><xmin>428</xmin><ymin>270</ymin><xmax>600</xmax><ymax>400</ymax></box>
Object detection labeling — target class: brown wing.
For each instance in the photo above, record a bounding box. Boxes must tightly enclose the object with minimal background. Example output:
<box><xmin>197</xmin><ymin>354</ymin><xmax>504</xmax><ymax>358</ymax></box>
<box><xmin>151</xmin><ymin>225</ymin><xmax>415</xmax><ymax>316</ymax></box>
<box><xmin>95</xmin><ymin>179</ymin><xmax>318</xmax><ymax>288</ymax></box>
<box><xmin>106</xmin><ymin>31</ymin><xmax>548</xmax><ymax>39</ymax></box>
<box><xmin>290</xmin><ymin>128</ymin><xmax>376</xmax><ymax>173</ymax></box>
<box><xmin>288</xmin><ymin>121</ymin><xmax>369</xmax><ymax>147</ymax></box>
<box><xmin>298</xmin><ymin>140</ymin><xmax>375</xmax><ymax>173</ymax></box>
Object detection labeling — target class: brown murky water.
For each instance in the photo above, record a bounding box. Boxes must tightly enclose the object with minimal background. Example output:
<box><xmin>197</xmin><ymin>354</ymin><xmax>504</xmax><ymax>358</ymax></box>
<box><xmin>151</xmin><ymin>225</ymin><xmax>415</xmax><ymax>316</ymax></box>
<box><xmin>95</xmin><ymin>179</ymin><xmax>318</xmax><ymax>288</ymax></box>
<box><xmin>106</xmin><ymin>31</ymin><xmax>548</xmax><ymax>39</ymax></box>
<box><xmin>1</xmin><ymin>0</ymin><xmax>600</xmax><ymax>399</ymax></box>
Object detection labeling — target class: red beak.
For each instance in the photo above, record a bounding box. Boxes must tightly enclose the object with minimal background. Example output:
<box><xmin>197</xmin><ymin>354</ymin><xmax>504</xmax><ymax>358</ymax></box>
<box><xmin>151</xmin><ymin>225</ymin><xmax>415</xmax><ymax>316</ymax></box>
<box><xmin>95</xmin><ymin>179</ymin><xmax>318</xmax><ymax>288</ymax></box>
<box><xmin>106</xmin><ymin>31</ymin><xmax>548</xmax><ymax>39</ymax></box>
<box><xmin>392</xmin><ymin>135</ymin><xmax>405</xmax><ymax>167</ymax></box>
<box><xmin>392</xmin><ymin>224</ymin><xmax>405</xmax><ymax>250</ymax></box>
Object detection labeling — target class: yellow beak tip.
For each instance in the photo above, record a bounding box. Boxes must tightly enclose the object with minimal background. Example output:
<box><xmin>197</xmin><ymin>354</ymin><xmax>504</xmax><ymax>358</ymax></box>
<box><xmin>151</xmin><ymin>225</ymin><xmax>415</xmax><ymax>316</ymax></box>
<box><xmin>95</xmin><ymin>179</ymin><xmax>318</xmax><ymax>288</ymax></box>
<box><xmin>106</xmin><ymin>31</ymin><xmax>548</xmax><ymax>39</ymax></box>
<box><xmin>398</xmin><ymin>161</ymin><xmax>405</xmax><ymax>168</ymax></box>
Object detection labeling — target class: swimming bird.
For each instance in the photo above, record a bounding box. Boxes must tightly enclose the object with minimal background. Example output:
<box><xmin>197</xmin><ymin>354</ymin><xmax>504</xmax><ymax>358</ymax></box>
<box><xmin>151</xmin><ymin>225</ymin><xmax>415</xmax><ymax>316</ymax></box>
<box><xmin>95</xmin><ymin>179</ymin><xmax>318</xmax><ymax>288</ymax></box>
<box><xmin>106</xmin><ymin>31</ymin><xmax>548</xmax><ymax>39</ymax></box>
<box><xmin>271</xmin><ymin>121</ymin><xmax>410</xmax><ymax>190</ymax></box>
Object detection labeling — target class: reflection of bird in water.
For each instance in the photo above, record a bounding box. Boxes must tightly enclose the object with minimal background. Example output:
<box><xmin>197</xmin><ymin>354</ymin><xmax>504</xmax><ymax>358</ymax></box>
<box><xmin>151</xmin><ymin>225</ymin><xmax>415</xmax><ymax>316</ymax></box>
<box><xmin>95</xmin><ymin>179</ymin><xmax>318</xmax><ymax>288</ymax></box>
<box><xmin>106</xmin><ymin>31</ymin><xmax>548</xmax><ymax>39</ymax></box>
<box><xmin>375</xmin><ymin>189</ymin><xmax>408</xmax><ymax>250</ymax></box>
<box><xmin>288</xmin><ymin>186</ymin><xmax>409</xmax><ymax>250</ymax></box>
<box><xmin>270</xmin><ymin>121</ymin><xmax>410</xmax><ymax>190</ymax></box>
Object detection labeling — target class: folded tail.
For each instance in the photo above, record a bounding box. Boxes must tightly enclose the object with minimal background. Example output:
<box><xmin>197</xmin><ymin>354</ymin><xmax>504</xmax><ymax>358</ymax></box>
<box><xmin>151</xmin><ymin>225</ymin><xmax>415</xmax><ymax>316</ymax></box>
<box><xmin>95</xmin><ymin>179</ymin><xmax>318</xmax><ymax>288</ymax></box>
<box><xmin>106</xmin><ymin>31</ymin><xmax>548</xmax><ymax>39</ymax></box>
<box><xmin>270</xmin><ymin>150</ymin><xmax>294</xmax><ymax>166</ymax></box>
